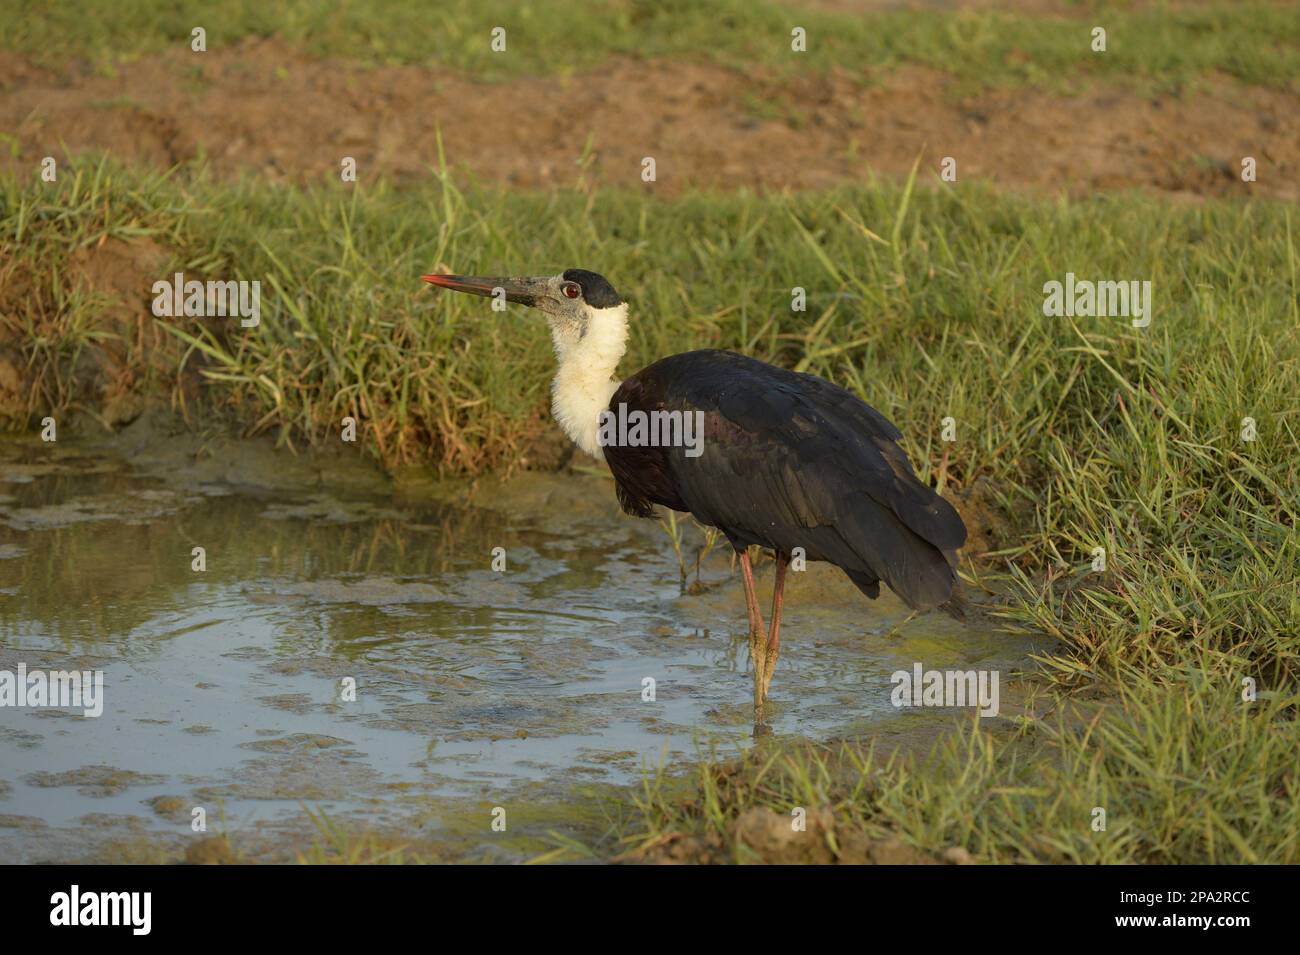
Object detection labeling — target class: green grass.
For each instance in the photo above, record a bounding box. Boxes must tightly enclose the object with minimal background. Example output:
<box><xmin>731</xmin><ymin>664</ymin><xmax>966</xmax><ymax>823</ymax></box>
<box><xmin>2</xmin><ymin>156</ymin><xmax>1297</xmax><ymax>862</ymax></box>
<box><xmin>5</xmin><ymin>0</ymin><xmax>1299</xmax><ymax>90</ymax></box>
<box><xmin>626</xmin><ymin>662</ymin><xmax>1300</xmax><ymax>863</ymax></box>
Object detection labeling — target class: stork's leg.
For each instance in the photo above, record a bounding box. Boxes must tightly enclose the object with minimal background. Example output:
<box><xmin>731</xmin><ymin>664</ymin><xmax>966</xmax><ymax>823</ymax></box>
<box><xmin>738</xmin><ymin>549</ymin><xmax>764</xmax><ymax>638</ymax></box>
<box><xmin>760</xmin><ymin>551</ymin><xmax>790</xmax><ymax>699</ymax></box>
<box><xmin>738</xmin><ymin>549</ymin><xmax>768</xmax><ymax>712</ymax></box>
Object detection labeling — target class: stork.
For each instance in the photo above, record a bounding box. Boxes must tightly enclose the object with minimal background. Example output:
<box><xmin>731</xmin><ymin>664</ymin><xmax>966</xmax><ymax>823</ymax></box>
<box><xmin>423</xmin><ymin>269</ymin><xmax>967</xmax><ymax>722</ymax></box>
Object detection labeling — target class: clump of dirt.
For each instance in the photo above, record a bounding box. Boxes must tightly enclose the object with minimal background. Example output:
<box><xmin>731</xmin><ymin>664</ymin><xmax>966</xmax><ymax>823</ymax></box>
<box><xmin>68</xmin><ymin>238</ymin><xmax>175</xmax><ymax>424</ymax></box>
<box><xmin>625</xmin><ymin>805</ymin><xmax>973</xmax><ymax>864</ymax></box>
<box><xmin>185</xmin><ymin>834</ymin><xmax>238</xmax><ymax>865</ymax></box>
<box><xmin>947</xmin><ymin>474</ymin><xmax>1020</xmax><ymax>559</ymax></box>
<box><xmin>0</xmin><ymin>235</ymin><xmax>174</xmax><ymax>430</ymax></box>
<box><xmin>736</xmin><ymin>807</ymin><xmax>935</xmax><ymax>864</ymax></box>
<box><xmin>1</xmin><ymin>39</ymin><xmax>1294</xmax><ymax>199</ymax></box>
<box><xmin>620</xmin><ymin>747</ymin><xmax>983</xmax><ymax>864</ymax></box>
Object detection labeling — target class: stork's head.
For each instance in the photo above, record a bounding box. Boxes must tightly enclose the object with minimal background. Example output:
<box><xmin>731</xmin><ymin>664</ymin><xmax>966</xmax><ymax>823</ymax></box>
<box><xmin>422</xmin><ymin>268</ymin><xmax>624</xmax><ymax>362</ymax></box>
<box><xmin>424</xmin><ymin>268</ymin><xmax>629</xmax><ymax>458</ymax></box>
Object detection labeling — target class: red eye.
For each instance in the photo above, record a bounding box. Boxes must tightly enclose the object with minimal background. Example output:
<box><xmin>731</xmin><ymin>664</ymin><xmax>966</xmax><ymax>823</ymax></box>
<box><xmin>563</xmin><ymin>283</ymin><xmax>581</xmax><ymax>299</ymax></box>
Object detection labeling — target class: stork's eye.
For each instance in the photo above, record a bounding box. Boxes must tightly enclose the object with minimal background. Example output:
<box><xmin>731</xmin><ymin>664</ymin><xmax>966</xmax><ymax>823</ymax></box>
<box><xmin>562</xmin><ymin>283</ymin><xmax>582</xmax><ymax>299</ymax></box>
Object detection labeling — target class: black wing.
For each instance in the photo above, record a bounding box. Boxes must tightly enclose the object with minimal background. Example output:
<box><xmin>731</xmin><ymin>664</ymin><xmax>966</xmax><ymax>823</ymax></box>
<box><xmin>605</xmin><ymin>350</ymin><xmax>966</xmax><ymax>611</ymax></box>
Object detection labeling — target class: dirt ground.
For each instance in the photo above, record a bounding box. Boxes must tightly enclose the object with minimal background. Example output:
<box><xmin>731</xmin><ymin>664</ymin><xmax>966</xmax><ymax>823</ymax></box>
<box><xmin>1</xmin><ymin>38</ymin><xmax>1295</xmax><ymax>199</ymax></box>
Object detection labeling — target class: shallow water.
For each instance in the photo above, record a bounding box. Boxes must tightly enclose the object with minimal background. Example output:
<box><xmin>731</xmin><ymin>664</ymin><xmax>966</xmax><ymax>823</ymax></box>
<box><xmin>0</xmin><ymin>430</ymin><xmax>1042</xmax><ymax>862</ymax></box>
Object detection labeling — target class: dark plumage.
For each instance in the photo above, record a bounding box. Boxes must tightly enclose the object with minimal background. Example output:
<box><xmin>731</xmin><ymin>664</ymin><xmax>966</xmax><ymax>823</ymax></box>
<box><xmin>605</xmin><ymin>349</ymin><xmax>966</xmax><ymax>613</ymax></box>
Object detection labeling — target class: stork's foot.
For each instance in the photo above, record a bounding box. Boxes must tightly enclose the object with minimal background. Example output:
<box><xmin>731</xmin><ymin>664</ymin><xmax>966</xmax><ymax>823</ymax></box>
<box><xmin>751</xmin><ymin>631</ymin><xmax>785</xmax><ymax>733</ymax></box>
<box><xmin>738</xmin><ymin>547</ymin><xmax>790</xmax><ymax>726</ymax></box>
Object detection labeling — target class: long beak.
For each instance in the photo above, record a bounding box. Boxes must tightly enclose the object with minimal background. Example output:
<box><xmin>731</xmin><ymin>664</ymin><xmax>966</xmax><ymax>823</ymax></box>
<box><xmin>421</xmin><ymin>274</ymin><xmax>548</xmax><ymax>307</ymax></box>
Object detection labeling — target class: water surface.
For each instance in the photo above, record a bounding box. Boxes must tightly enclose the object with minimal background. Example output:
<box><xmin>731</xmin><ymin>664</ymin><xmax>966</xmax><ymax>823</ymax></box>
<box><xmin>0</xmin><ymin>430</ymin><xmax>1041</xmax><ymax>861</ymax></box>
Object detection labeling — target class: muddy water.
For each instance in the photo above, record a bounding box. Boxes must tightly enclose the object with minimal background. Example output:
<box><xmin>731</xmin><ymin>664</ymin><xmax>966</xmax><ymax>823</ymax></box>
<box><xmin>0</xmin><ymin>425</ymin><xmax>1043</xmax><ymax>862</ymax></box>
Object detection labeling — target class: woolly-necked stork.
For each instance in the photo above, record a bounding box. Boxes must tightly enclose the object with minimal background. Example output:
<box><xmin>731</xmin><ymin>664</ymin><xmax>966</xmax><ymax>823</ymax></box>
<box><xmin>423</xmin><ymin>268</ymin><xmax>967</xmax><ymax>720</ymax></box>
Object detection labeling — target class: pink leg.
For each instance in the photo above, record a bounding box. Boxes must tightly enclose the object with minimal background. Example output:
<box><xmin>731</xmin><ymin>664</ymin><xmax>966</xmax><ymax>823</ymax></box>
<box><xmin>762</xmin><ymin>552</ymin><xmax>790</xmax><ymax>697</ymax></box>
<box><xmin>738</xmin><ymin>549</ymin><xmax>769</xmax><ymax>712</ymax></box>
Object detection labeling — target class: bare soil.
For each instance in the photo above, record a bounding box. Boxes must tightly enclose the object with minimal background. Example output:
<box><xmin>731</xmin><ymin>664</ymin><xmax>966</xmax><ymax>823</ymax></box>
<box><xmin>1</xmin><ymin>38</ymin><xmax>1295</xmax><ymax>199</ymax></box>
<box><xmin>622</xmin><ymin>809</ymin><xmax>951</xmax><ymax>864</ymax></box>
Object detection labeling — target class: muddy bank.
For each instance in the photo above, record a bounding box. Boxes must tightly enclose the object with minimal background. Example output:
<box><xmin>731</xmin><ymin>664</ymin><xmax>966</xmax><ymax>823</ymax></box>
<box><xmin>2</xmin><ymin>40</ymin><xmax>1295</xmax><ymax>199</ymax></box>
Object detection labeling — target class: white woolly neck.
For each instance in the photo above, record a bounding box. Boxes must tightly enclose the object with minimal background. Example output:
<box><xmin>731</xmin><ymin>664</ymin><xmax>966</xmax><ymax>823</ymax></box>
<box><xmin>549</xmin><ymin>303</ymin><xmax>628</xmax><ymax>460</ymax></box>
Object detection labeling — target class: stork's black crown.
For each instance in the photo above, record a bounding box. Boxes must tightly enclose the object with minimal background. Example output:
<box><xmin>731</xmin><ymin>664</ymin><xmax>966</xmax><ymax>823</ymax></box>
<box><xmin>563</xmin><ymin>269</ymin><xmax>623</xmax><ymax>308</ymax></box>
